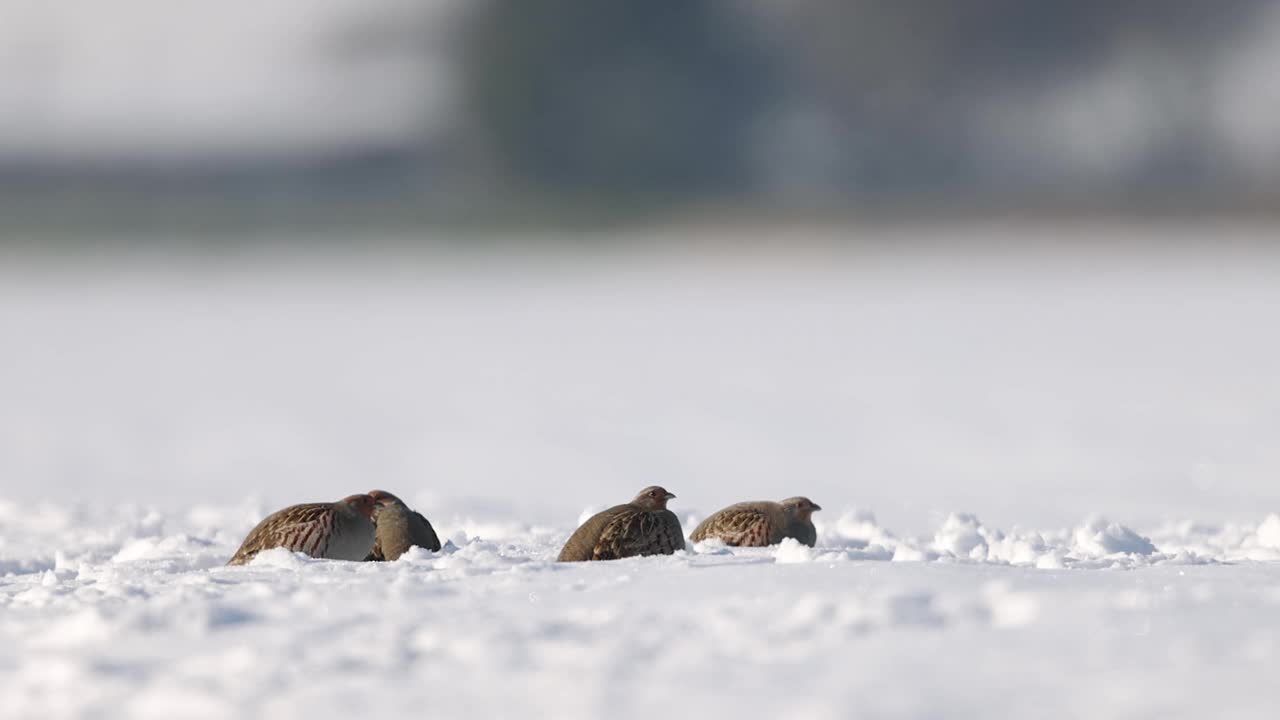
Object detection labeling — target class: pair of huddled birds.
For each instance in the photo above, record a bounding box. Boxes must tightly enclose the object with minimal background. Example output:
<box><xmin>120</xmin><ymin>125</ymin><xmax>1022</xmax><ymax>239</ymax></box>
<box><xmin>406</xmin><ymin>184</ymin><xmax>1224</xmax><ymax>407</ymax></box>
<box><xmin>226</xmin><ymin>486</ymin><xmax>822</xmax><ymax>566</ymax></box>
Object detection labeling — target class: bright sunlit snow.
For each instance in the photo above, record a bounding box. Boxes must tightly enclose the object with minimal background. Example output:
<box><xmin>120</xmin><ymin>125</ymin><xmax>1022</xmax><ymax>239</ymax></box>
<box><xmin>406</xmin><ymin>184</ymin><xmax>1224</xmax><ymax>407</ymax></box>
<box><xmin>4</xmin><ymin>499</ymin><xmax>1280</xmax><ymax>719</ymax></box>
<box><xmin>3</xmin><ymin>227</ymin><xmax>1280</xmax><ymax>719</ymax></box>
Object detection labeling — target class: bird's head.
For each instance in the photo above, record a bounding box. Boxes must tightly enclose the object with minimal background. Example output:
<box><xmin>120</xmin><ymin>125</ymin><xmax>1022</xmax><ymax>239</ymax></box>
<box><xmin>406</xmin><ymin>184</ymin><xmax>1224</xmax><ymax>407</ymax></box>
<box><xmin>367</xmin><ymin>489</ymin><xmax>406</xmax><ymax>509</ymax></box>
<box><xmin>781</xmin><ymin>496</ymin><xmax>821</xmax><ymax>521</ymax></box>
<box><xmin>632</xmin><ymin>485</ymin><xmax>676</xmax><ymax>511</ymax></box>
<box><xmin>341</xmin><ymin>493</ymin><xmax>377</xmax><ymax>519</ymax></box>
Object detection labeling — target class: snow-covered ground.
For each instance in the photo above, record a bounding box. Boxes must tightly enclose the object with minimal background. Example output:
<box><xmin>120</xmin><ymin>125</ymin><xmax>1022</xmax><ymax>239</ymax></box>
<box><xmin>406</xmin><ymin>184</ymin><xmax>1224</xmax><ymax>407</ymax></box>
<box><xmin>4</xmin><ymin>500</ymin><xmax>1280</xmax><ymax>719</ymax></box>
<box><xmin>3</xmin><ymin>223</ymin><xmax>1280</xmax><ymax>718</ymax></box>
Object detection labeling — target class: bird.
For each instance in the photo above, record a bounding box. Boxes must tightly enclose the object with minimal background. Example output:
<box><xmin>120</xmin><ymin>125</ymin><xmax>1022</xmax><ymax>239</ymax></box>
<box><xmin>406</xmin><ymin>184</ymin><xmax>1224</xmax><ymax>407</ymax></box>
<box><xmin>365</xmin><ymin>489</ymin><xmax>442</xmax><ymax>560</ymax></box>
<box><xmin>226</xmin><ymin>494</ymin><xmax>377</xmax><ymax>566</ymax></box>
<box><xmin>689</xmin><ymin>497</ymin><xmax>822</xmax><ymax>548</ymax></box>
<box><xmin>557</xmin><ymin>486</ymin><xmax>684</xmax><ymax>562</ymax></box>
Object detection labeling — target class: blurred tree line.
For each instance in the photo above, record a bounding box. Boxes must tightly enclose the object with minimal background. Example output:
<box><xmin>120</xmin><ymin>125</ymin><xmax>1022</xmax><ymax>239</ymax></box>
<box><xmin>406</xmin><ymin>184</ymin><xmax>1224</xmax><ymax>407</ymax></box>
<box><xmin>4</xmin><ymin>0</ymin><xmax>1276</xmax><ymax>234</ymax></box>
<box><xmin>458</xmin><ymin>0</ymin><xmax>1275</xmax><ymax>202</ymax></box>
<box><xmin>463</xmin><ymin>0</ymin><xmax>774</xmax><ymax>197</ymax></box>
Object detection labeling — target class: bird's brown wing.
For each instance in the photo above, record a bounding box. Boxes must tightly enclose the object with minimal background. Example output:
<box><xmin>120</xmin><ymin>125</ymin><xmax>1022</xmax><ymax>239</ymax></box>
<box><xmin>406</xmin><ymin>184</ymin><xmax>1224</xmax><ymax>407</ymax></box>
<box><xmin>592</xmin><ymin>509</ymin><xmax>684</xmax><ymax>560</ymax></box>
<box><xmin>558</xmin><ymin>506</ymin><xmax>628</xmax><ymax>562</ymax></box>
<box><xmin>408</xmin><ymin>510</ymin><xmax>442</xmax><ymax>552</ymax></box>
<box><xmin>690</xmin><ymin>505</ymin><xmax>774</xmax><ymax>547</ymax></box>
<box><xmin>227</xmin><ymin>504</ymin><xmax>334</xmax><ymax>565</ymax></box>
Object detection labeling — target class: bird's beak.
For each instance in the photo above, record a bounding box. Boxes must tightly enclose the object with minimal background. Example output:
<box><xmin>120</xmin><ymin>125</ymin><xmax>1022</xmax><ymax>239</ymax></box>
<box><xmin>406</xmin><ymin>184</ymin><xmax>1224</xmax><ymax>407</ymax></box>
<box><xmin>811</xmin><ymin>503</ymin><xmax>822</xmax><ymax>511</ymax></box>
<box><xmin>664</xmin><ymin>492</ymin><xmax>676</xmax><ymax>500</ymax></box>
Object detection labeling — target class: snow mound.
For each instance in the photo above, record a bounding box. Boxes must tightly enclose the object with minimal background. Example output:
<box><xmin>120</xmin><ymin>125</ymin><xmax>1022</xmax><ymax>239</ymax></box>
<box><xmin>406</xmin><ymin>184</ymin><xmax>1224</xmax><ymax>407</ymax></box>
<box><xmin>1070</xmin><ymin>518</ymin><xmax>1156</xmax><ymax>557</ymax></box>
<box><xmin>1146</xmin><ymin>514</ymin><xmax>1280</xmax><ymax>562</ymax></box>
<box><xmin>825</xmin><ymin>508</ymin><xmax>900</xmax><ymax>554</ymax></box>
<box><xmin>691</xmin><ymin>537</ymin><xmax>733</xmax><ymax>555</ymax></box>
<box><xmin>1256</xmin><ymin>514</ymin><xmax>1280</xmax><ymax>549</ymax></box>
<box><xmin>246</xmin><ymin>547</ymin><xmax>311</xmax><ymax>569</ymax></box>
<box><xmin>932</xmin><ymin>512</ymin><xmax>993</xmax><ymax>559</ymax></box>
<box><xmin>774</xmin><ymin>537</ymin><xmax>815</xmax><ymax>564</ymax></box>
<box><xmin>925</xmin><ymin>513</ymin><xmax>1051</xmax><ymax>566</ymax></box>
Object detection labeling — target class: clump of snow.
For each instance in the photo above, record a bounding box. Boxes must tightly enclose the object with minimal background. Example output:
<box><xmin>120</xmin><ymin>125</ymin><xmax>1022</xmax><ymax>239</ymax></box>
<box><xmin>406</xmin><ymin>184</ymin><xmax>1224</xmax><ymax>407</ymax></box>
<box><xmin>245</xmin><ymin>547</ymin><xmax>310</xmax><ymax>569</ymax></box>
<box><xmin>1256</xmin><ymin>514</ymin><xmax>1280</xmax><ymax>549</ymax></box>
<box><xmin>1147</xmin><ymin>516</ymin><xmax>1280</xmax><ymax>562</ymax></box>
<box><xmin>826</xmin><ymin>509</ymin><xmax>900</xmax><ymax>556</ymax></box>
<box><xmin>987</xmin><ymin>529</ymin><xmax>1049</xmax><ymax>566</ymax></box>
<box><xmin>397</xmin><ymin>545</ymin><xmax>438</xmax><ymax>563</ymax></box>
<box><xmin>926</xmin><ymin>513</ymin><xmax>1048</xmax><ymax>566</ymax></box>
<box><xmin>932</xmin><ymin>512</ymin><xmax>993</xmax><ymax>560</ymax></box>
<box><xmin>1035</xmin><ymin>552</ymin><xmax>1066</xmax><ymax>570</ymax></box>
<box><xmin>1071</xmin><ymin>518</ymin><xmax>1156</xmax><ymax>558</ymax></box>
<box><xmin>774</xmin><ymin>537</ymin><xmax>814</xmax><ymax>564</ymax></box>
<box><xmin>691</xmin><ymin>537</ymin><xmax>733</xmax><ymax>555</ymax></box>
<box><xmin>892</xmin><ymin>545</ymin><xmax>930</xmax><ymax>562</ymax></box>
<box><xmin>829</xmin><ymin>508</ymin><xmax>880</xmax><ymax>544</ymax></box>
<box><xmin>53</xmin><ymin>550</ymin><xmax>75</xmax><ymax>572</ymax></box>
<box><xmin>867</xmin><ymin>512</ymin><xmax>1177</xmax><ymax>568</ymax></box>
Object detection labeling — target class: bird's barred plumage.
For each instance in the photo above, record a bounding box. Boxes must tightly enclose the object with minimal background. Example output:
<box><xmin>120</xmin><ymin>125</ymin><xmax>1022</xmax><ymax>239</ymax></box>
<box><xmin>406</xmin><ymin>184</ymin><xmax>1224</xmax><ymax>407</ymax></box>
<box><xmin>558</xmin><ymin>486</ymin><xmax>684</xmax><ymax>562</ymax></box>
<box><xmin>590</xmin><ymin>506</ymin><xmax>685</xmax><ymax>561</ymax></box>
<box><xmin>227</xmin><ymin>495</ymin><xmax>376</xmax><ymax>565</ymax></box>
<box><xmin>690</xmin><ymin>498</ymin><xmax>821</xmax><ymax>548</ymax></box>
<box><xmin>690</xmin><ymin>505</ymin><xmax>774</xmax><ymax>546</ymax></box>
<box><xmin>225</xmin><ymin>489</ymin><xmax>813</xmax><ymax>565</ymax></box>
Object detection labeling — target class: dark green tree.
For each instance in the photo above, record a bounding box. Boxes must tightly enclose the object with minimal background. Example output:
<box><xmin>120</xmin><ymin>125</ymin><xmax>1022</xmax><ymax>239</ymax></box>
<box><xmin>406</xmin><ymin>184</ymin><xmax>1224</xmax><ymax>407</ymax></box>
<box><xmin>462</xmin><ymin>0</ymin><xmax>775</xmax><ymax>197</ymax></box>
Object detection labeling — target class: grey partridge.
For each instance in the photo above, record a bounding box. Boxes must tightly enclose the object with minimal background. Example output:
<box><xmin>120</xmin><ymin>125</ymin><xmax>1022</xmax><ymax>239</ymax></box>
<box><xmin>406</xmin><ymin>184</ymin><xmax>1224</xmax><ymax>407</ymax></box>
<box><xmin>226</xmin><ymin>494</ymin><xmax>377</xmax><ymax>565</ymax></box>
<box><xmin>557</xmin><ymin>486</ymin><xmax>684</xmax><ymax>562</ymax></box>
<box><xmin>365</xmin><ymin>489</ymin><xmax>442</xmax><ymax>560</ymax></box>
<box><xmin>690</xmin><ymin>497</ymin><xmax>822</xmax><ymax>547</ymax></box>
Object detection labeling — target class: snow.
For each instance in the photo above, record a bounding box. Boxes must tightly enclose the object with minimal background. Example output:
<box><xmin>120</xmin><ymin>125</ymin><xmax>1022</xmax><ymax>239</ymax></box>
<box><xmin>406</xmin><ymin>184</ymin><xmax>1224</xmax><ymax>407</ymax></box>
<box><xmin>3</xmin><ymin>225</ymin><xmax>1280</xmax><ymax>718</ymax></box>
<box><xmin>773</xmin><ymin>536</ymin><xmax>816</xmax><ymax>563</ymax></box>
<box><xmin>1072</xmin><ymin>517</ymin><xmax>1158</xmax><ymax>558</ymax></box>
<box><xmin>4</xmin><ymin>497</ymin><xmax>1280</xmax><ymax>719</ymax></box>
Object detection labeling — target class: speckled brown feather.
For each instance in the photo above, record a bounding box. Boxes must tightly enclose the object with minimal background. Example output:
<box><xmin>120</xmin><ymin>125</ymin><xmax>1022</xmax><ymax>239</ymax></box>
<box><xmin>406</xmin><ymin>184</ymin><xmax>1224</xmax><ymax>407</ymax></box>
<box><xmin>690</xmin><ymin>500</ymin><xmax>819</xmax><ymax>547</ymax></box>
<box><xmin>590</xmin><ymin>507</ymin><xmax>684</xmax><ymax>561</ymax></box>
<box><xmin>558</xmin><ymin>486</ymin><xmax>684</xmax><ymax>562</ymax></box>
<box><xmin>690</xmin><ymin>503</ymin><xmax>783</xmax><ymax>546</ymax></box>
<box><xmin>227</xmin><ymin>496</ymin><xmax>375</xmax><ymax>565</ymax></box>
<box><xmin>557</xmin><ymin>505</ymin><xmax>630</xmax><ymax>562</ymax></box>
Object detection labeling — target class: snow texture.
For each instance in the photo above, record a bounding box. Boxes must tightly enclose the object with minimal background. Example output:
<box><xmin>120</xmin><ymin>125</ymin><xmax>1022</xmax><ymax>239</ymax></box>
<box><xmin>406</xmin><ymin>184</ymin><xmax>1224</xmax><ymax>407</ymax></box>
<box><xmin>4</xmin><ymin>233</ymin><xmax>1280</xmax><ymax>718</ymax></box>
<box><xmin>3</xmin><ymin>500</ymin><xmax>1280</xmax><ymax>719</ymax></box>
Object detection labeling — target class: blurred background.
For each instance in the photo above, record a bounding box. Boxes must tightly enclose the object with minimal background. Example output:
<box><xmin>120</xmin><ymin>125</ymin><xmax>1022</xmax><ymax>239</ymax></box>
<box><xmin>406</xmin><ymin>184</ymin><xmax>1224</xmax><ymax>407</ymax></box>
<box><xmin>4</xmin><ymin>0</ymin><xmax>1280</xmax><ymax>226</ymax></box>
<box><xmin>2</xmin><ymin>1</ymin><xmax>1279</xmax><ymax>533</ymax></box>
